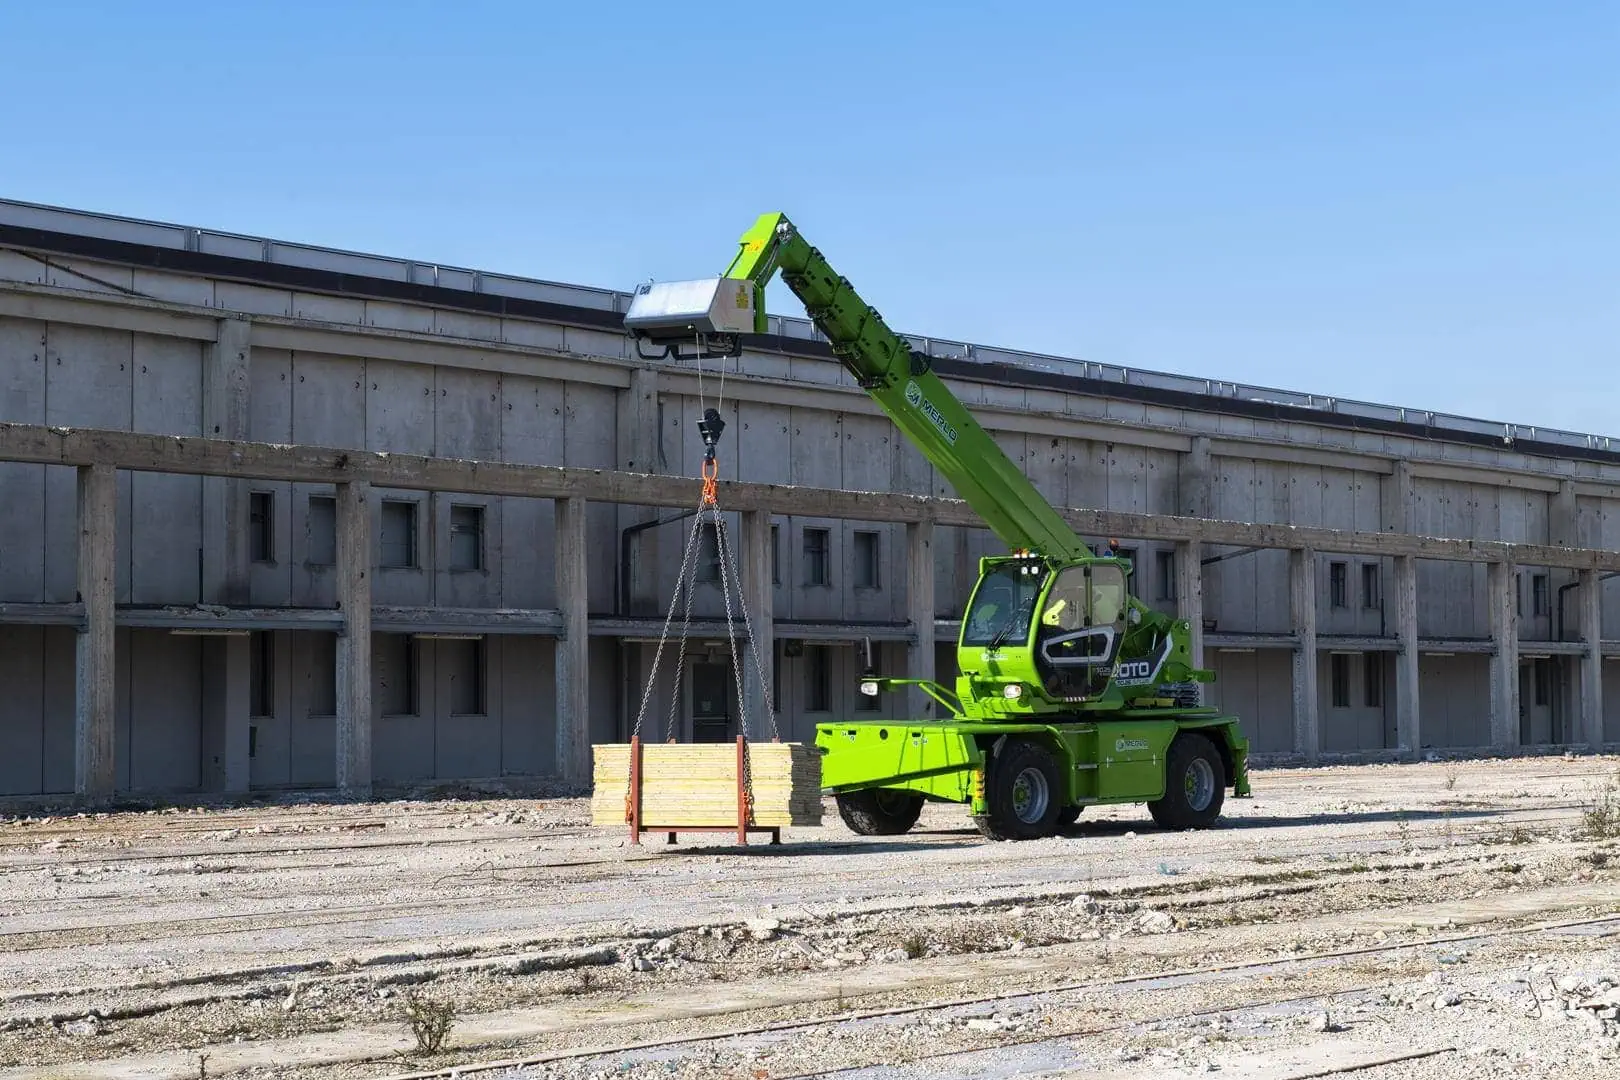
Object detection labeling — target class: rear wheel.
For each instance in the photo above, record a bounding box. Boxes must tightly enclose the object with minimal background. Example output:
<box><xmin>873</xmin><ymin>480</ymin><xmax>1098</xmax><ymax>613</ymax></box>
<box><xmin>1148</xmin><ymin>733</ymin><xmax>1226</xmax><ymax>830</ymax></box>
<box><xmin>836</xmin><ymin>788</ymin><xmax>924</xmax><ymax>836</ymax></box>
<box><xmin>974</xmin><ymin>739</ymin><xmax>1064</xmax><ymax>841</ymax></box>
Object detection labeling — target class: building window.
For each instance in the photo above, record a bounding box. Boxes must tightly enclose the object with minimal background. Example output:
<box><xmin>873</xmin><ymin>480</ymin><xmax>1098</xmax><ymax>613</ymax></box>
<box><xmin>804</xmin><ymin>527</ymin><xmax>830</xmax><ymax>587</ymax></box>
<box><xmin>1115</xmin><ymin>546</ymin><xmax>1138</xmax><ymax>582</ymax></box>
<box><xmin>377</xmin><ymin>633</ymin><xmax>419</xmax><ymax>716</ymax></box>
<box><xmin>1155</xmin><ymin>549</ymin><xmax>1176</xmax><ymax>602</ymax></box>
<box><xmin>1329</xmin><ymin>561</ymin><xmax>1348</xmax><ymax>608</ymax></box>
<box><xmin>307</xmin><ymin>495</ymin><xmax>336</xmax><ymax>566</ymax></box>
<box><xmin>1361</xmin><ymin>563</ymin><xmax>1381</xmax><ymax>609</ymax></box>
<box><xmin>449</xmin><ymin>504</ymin><xmax>484</xmax><ymax>572</ymax></box>
<box><xmin>770</xmin><ymin>524</ymin><xmax>781</xmax><ymax>585</ymax></box>
<box><xmin>1532</xmin><ymin>573</ymin><xmax>1550</xmax><ymax>617</ymax></box>
<box><xmin>1516</xmin><ymin>571</ymin><xmax>1523</xmax><ymax>617</ymax></box>
<box><xmin>445</xmin><ymin>638</ymin><xmax>487</xmax><ymax>716</ymax></box>
<box><xmin>1364</xmin><ymin>651</ymin><xmax>1384</xmax><ymax>708</ymax></box>
<box><xmin>250</xmin><ymin>492</ymin><xmax>274</xmax><ymax>564</ymax></box>
<box><xmin>1533</xmin><ymin>658</ymin><xmax>1551</xmax><ymax>707</ymax></box>
<box><xmin>381</xmin><ymin>500</ymin><xmax>418</xmax><ymax>569</ymax></box>
<box><xmin>697</xmin><ymin>522</ymin><xmax>721</xmax><ymax>582</ymax></box>
<box><xmin>806</xmin><ymin>644</ymin><xmax>831</xmax><ymax>711</ymax></box>
<box><xmin>853</xmin><ymin>530</ymin><xmax>881</xmax><ymax>589</ymax></box>
<box><xmin>249</xmin><ymin>631</ymin><xmax>274</xmax><ymax>718</ymax></box>
<box><xmin>1330</xmin><ymin>653</ymin><xmax>1350</xmax><ymax>708</ymax></box>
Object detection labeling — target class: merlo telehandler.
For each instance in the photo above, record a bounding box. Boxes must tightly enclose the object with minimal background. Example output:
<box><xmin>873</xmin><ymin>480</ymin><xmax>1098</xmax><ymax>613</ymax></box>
<box><xmin>625</xmin><ymin>213</ymin><xmax>1250</xmax><ymax>841</ymax></box>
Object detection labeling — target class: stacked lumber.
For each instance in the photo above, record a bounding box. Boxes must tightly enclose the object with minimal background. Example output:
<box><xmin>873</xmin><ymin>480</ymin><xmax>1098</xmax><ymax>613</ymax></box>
<box><xmin>590</xmin><ymin>741</ymin><xmax>824</xmax><ymax>828</ymax></box>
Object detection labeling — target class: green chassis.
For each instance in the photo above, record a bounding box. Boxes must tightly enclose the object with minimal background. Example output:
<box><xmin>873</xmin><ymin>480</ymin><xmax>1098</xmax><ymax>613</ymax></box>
<box><xmin>814</xmin><ymin>711</ymin><xmax>1251</xmax><ymax>821</ymax></box>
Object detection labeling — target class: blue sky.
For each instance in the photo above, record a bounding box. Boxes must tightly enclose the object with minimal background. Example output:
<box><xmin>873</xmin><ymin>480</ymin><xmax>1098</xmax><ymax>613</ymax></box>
<box><xmin>3</xmin><ymin>1</ymin><xmax>1616</xmax><ymax>434</ymax></box>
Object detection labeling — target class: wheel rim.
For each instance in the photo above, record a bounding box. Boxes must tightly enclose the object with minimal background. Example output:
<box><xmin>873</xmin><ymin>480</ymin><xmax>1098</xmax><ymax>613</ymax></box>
<box><xmin>1184</xmin><ymin>757</ymin><xmax>1216</xmax><ymax>812</ymax></box>
<box><xmin>1011</xmin><ymin>767</ymin><xmax>1050</xmax><ymax>824</ymax></box>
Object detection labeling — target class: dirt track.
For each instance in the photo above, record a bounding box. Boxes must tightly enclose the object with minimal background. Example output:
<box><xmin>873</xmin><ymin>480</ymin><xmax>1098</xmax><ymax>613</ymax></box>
<box><xmin>3</xmin><ymin>755</ymin><xmax>1619</xmax><ymax>1079</ymax></box>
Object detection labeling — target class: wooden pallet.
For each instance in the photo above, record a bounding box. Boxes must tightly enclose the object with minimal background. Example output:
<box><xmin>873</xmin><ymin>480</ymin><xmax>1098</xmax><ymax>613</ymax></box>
<box><xmin>591</xmin><ymin>737</ymin><xmax>823</xmax><ymax>845</ymax></box>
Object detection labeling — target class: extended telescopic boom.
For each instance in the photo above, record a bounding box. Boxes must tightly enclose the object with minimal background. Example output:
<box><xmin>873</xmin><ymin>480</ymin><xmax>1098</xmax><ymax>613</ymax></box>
<box><xmin>625</xmin><ymin>212</ymin><xmax>1091</xmax><ymax>562</ymax></box>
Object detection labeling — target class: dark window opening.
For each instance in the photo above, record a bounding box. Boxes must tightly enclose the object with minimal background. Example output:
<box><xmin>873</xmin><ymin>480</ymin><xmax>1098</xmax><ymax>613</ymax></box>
<box><xmin>804</xmin><ymin>527</ymin><xmax>830</xmax><ymax>587</ymax></box>
<box><xmin>697</xmin><ymin>522</ymin><xmax>721</xmax><ymax>582</ymax></box>
<box><xmin>1329</xmin><ymin>561</ymin><xmax>1349</xmax><ymax>608</ymax></box>
<box><xmin>249</xmin><ymin>631</ymin><xmax>274</xmax><ymax>718</ymax></box>
<box><xmin>854</xmin><ymin>530</ymin><xmax>881</xmax><ymax>589</ymax></box>
<box><xmin>1532</xmin><ymin>573</ymin><xmax>1550</xmax><ymax>617</ymax></box>
<box><xmin>1361</xmin><ymin>563</ymin><xmax>1381</xmax><ymax>609</ymax></box>
<box><xmin>250</xmin><ymin>492</ymin><xmax>274</xmax><ymax>564</ymax></box>
<box><xmin>1364</xmin><ymin>651</ymin><xmax>1384</xmax><ymax>708</ymax></box>
<box><xmin>449</xmin><ymin>504</ymin><xmax>485</xmax><ymax>572</ymax></box>
<box><xmin>1156</xmin><ymin>549</ymin><xmax>1176</xmax><ymax>602</ymax></box>
<box><xmin>806</xmin><ymin>645</ymin><xmax>831</xmax><ymax>712</ymax></box>
<box><xmin>1330</xmin><ymin>653</ymin><xmax>1350</xmax><ymax>708</ymax></box>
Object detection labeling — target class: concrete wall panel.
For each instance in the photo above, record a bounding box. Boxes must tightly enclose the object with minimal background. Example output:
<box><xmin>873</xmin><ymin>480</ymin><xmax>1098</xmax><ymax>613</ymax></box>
<box><xmin>1208</xmin><ymin>649</ymin><xmax>1293</xmax><ymax>753</ymax></box>
<box><xmin>124</xmin><ymin>629</ymin><xmax>202</xmax><ymax>793</ymax></box>
<box><xmin>0</xmin><ymin>318</ymin><xmax>47</xmax><ymax>601</ymax></box>
<box><xmin>1418</xmin><ymin>654</ymin><xmax>1491</xmax><ymax>748</ymax></box>
<box><xmin>289</xmin><ymin>632</ymin><xmax>337</xmax><ymax>787</ymax></box>
<box><xmin>500</xmin><ymin>636</ymin><xmax>555</xmax><ymax>775</ymax></box>
<box><xmin>0</xmin><ymin>626</ymin><xmax>45</xmax><ymax>795</ymax></box>
<box><xmin>130</xmin><ymin>334</ymin><xmax>204</xmax><ymax>604</ymax></box>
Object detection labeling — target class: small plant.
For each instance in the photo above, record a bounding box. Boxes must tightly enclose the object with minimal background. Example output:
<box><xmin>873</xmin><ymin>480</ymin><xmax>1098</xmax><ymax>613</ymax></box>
<box><xmin>900</xmin><ymin>932</ymin><xmax>927</xmax><ymax>959</ymax></box>
<box><xmin>1508</xmin><ymin>826</ymin><xmax>1532</xmax><ymax>845</ymax></box>
<box><xmin>402</xmin><ymin>992</ymin><xmax>457</xmax><ymax>1055</ymax></box>
<box><xmin>1582</xmin><ymin>776</ymin><xmax>1620</xmax><ymax>841</ymax></box>
<box><xmin>1444</xmin><ymin>768</ymin><xmax>1459</xmax><ymax>791</ymax></box>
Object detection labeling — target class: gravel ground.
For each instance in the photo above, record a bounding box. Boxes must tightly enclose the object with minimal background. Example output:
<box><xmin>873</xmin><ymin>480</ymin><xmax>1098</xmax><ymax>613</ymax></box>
<box><xmin>3</xmin><ymin>755</ymin><xmax>1618</xmax><ymax>1079</ymax></box>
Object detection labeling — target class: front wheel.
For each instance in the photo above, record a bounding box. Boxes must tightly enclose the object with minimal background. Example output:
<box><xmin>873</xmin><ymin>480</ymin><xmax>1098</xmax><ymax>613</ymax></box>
<box><xmin>974</xmin><ymin>739</ymin><xmax>1064</xmax><ymax>841</ymax></box>
<box><xmin>1148</xmin><ymin>734</ymin><xmax>1227</xmax><ymax>830</ymax></box>
<box><xmin>836</xmin><ymin>788</ymin><xmax>924</xmax><ymax>835</ymax></box>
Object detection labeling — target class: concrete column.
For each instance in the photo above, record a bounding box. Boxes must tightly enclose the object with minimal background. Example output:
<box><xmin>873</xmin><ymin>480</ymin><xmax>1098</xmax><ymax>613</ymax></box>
<box><xmin>1580</xmin><ymin>568</ymin><xmax>1604</xmax><ymax>751</ymax></box>
<box><xmin>1180</xmin><ymin>436</ymin><xmax>1212</xmax><ymax>518</ymax></box>
<box><xmin>907</xmin><ymin>520</ymin><xmax>937</xmax><ymax>718</ymax></box>
<box><xmin>1290</xmin><ymin>548</ymin><xmax>1319</xmax><ymax>762</ymax></box>
<box><xmin>335</xmin><ymin>480</ymin><xmax>372</xmax><ymax>797</ymax></box>
<box><xmin>202</xmin><ymin>318</ymin><xmax>252</xmax><ymax>605</ymax></box>
<box><xmin>1488</xmin><ymin>560</ymin><xmax>1519</xmax><ymax>750</ymax></box>
<box><xmin>74</xmin><ymin>463</ymin><xmax>117</xmax><ymax>802</ymax></box>
<box><xmin>1394</xmin><ymin>554</ymin><xmax>1420</xmax><ymax>757</ymax></box>
<box><xmin>555</xmin><ymin>496</ymin><xmax>590</xmax><ymax>786</ymax></box>
<box><xmin>1175</xmin><ymin>538</ymin><xmax>1204</xmax><ymax>670</ymax></box>
<box><xmin>741</xmin><ymin>509</ymin><xmax>775</xmax><ymax>738</ymax></box>
<box><xmin>1381</xmin><ymin>460</ymin><xmax>1414</xmax><ymax>534</ymax></box>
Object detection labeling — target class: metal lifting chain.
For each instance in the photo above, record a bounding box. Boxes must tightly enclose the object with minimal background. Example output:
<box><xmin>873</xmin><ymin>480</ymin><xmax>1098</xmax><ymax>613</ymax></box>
<box><xmin>624</xmin><ymin>334</ymin><xmax>779</xmax><ymax>823</ymax></box>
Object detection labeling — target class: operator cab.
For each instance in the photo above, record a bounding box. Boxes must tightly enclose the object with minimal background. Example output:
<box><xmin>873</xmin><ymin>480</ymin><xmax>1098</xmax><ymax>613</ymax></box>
<box><xmin>960</xmin><ymin>555</ymin><xmax>1130</xmax><ymax>701</ymax></box>
<box><xmin>1034</xmin><ymin>560</ymin><xmax>1129</xmax><ymax>699</ymax></box>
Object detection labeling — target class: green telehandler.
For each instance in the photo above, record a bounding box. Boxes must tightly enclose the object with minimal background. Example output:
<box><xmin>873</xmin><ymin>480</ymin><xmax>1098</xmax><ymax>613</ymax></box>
<box><xmin>624</xmin><ymin>212</ymin><xmax>1251</xmax><ymax>841</ymax></box>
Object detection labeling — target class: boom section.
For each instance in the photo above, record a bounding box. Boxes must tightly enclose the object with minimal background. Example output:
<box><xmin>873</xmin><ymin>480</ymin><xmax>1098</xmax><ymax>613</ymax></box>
<box><xmin>629</xmin><ymin>212</ymin><xmax>1088</xmax><ymax>560</ymax></box>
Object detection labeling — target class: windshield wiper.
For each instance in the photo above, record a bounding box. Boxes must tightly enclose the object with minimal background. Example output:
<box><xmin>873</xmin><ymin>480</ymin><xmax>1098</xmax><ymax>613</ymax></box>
<box><xmin>986</xmin><ymin>620</ymin><xmax>1016</xmax><ymax>652</ymax></box>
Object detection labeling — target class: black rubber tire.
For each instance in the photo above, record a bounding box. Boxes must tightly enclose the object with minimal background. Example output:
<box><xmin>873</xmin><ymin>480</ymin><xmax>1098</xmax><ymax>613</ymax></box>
<box><xmin>973</xmin><ymin>739</ymin><xmax>1064</xmax><ymax>841</ymax></box>
<box><xmin>1148</xmin><ymin>733</ymin><xmax>1227</xmax><ymax>830</ymax></box>
<box><xmin>1057</xmin><ymin>805</ymin><xmax>1083</xmax><ymax>828</ymax></box>
<box><xmin>836</xmin><ymin>788</ymin><xmax>924</xmax><ymax>836</ymax></box>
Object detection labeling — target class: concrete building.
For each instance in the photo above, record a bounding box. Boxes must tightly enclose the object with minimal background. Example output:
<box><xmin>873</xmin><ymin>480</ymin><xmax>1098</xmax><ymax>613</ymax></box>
<box><xmin>1</xmin><ymin>196</ymin><xmax>1617</xmax><ymax>801</ymax></box>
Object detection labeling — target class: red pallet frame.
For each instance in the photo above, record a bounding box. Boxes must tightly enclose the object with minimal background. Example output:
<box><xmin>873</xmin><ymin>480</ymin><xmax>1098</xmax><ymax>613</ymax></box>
<box><xmin>625</xmin><ymin>734</ymin><xmax>781</xmax><ymax>846</ymax></box>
